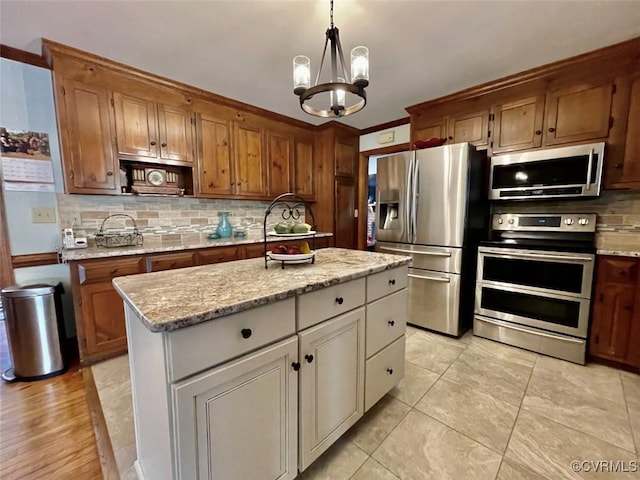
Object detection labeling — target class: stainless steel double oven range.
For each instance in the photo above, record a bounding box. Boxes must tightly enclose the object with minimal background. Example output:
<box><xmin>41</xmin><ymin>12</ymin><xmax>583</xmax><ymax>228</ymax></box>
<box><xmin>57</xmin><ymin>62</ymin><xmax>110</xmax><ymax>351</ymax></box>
<box><xmin>475</xmin><ymin>213</ymin><xmax>597</xmax><ymax>364</ymax></box>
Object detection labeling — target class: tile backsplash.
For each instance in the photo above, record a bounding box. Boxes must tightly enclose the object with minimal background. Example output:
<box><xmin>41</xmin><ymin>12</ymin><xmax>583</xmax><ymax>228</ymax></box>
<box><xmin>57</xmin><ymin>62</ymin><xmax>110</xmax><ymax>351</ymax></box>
<box><xmin>57</xmin><ymin>194</ymin><xmax>307</xmax><ymax>242</ymax></box>
<box><xmin>493</xmin><ymin>190</ymin><xmax>640</xmax><ymax>251</ymax></box>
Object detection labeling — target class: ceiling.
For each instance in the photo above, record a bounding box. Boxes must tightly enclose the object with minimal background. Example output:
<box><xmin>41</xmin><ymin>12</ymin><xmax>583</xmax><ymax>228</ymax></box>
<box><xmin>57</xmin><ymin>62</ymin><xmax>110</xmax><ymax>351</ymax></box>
<box><xmin>1</xmin><ymin>1</ymin><xmax>640</xmax><ymax>131</ymax></box>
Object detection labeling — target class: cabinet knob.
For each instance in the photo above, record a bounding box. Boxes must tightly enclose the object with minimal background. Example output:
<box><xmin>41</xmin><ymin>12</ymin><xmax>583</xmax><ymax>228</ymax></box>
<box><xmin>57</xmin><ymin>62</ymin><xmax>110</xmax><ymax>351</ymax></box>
<box><xmin>150</xmin><ymin>141</ymin><xmax>157</xmax><ymax>146</ymax></box>
<box><xmin>305</xmin><ymin>354</ymin><xmax>314</xmax><ymax>363</ymax></box>
<box><xmin>388</xmin><ymin>320</ymin><xmax>395</xmax><ymax>326</ymax></box>
<box><xmin>241</xmin><ymin>328</ymin><xmax>252</xmax><ymax>339</ymax></box>
<box><xmin>548</xmin><ymin>127</ymin><xmax>555</xmax><ymax>133</ymax></box>
<box><xmin>614</xmin><ymin>163</ymin><xmax>622</xmax><ymax>169</ymax></box>
<box><xmin>161</xmin><ymin>142</ymin><xmax>167</xmax><ymax>148</ymax></box>
<box><xmin>448</xmin><ymin>136</ymin><xmax>453</xmax><ymax>140</ymax></box>
<box><xmin>387</xmin><ymin>368</ymin><xmax>394</xmax><ymax>375</ymax></box>
<box><xmin>388</xmin><ymin>279</ymin><xmax>396</xmax><ymax>286</ymax></box>
<box><xmin>535</xmin><ymin>130</ymin><xmax>542</xmax><ymax>135</ymax></box>
<box><xmin>291</xmin><ymin>362</ymin><xmax>300</xmax><ymax>371</ymax></box>
<box><xmin>335</xmin><ymin>297</ymin><xmax>344</xmax><ymax>305</ymax></box>
<box><xmin>230</xmin><ymin>181</ymin><xmax>235</xmax><ymax>185</ymax></box>
<box><xmin>106</xmin><ymin>171</ymin><xmax>113</xmax><ymax>176</ymax></box>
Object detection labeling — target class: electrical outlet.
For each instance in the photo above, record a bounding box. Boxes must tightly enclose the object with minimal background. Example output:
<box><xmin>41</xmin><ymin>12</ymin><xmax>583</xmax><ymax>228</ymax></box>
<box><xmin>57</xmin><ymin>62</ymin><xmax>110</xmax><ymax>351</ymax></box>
<box><xmin>32</xmin><ymin>206</ymin><xmax>57</xmax><ymax>224</ymax></box>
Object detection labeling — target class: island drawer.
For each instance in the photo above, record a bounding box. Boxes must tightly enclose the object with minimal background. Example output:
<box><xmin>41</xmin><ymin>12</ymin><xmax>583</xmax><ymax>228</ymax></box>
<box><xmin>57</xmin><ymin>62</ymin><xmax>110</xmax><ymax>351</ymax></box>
<box><xmin>367</xmin><ymin>266</ymin><xmax>408</xmax><ymax>302</ymax></box>
<box><xmin>166</xmin><ymin>297</ymin><xmax>296</xmax><ymax>382</ymax></box>
<box><xmin>366</xmin><ymin>289</ymin><xmax>407</xmax><ymax>358</ymax></box>
<box><xmin>364</xmin><ymin>335</ymin><xmax>406</xmax><ymax>411</ymax></box>
<box><xmin>297</xmin><ymin>277</ymin><xmax>366</xmax><ymax>330</ymax></box>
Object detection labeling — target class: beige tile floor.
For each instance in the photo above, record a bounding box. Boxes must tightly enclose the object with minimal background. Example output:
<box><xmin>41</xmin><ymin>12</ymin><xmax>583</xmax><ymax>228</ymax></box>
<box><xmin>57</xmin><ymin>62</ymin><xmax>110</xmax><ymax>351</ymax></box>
<box><xmin>92</xmin><ymin>326</ymin><xmax>640</xmax><ymax>480</ymax></box>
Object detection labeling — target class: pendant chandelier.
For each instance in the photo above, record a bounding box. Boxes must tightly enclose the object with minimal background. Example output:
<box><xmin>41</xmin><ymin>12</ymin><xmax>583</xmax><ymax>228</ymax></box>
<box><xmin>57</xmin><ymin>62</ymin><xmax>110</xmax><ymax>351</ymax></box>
<box><xmin>292</xmin><ymin>0</ymin><xmax>369</xmax><ymax>118</ymax></box>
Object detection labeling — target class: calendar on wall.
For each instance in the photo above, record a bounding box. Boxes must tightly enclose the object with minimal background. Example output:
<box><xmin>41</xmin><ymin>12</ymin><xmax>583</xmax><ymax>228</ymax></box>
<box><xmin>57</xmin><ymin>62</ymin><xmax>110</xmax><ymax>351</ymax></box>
<box><xmin>0</xmin><ymin>127</ymin><xmax>54</xmax><ymax>192</ymax></box>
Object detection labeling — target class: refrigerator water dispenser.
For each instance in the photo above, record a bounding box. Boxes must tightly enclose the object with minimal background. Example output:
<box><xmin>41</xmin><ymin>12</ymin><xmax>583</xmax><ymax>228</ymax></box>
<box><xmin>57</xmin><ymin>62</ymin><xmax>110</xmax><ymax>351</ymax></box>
<box><xmin>379</xmin><ymin>189</ymin><xmax>401</xmax><ymax>230</ymax></box>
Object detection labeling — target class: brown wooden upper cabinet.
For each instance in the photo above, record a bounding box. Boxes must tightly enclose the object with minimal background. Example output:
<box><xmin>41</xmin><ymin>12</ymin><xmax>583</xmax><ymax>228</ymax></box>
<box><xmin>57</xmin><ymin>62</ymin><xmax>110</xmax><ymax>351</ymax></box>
<box><xmin>196</xmin><ymin>112</ymin><xmax>234</xmax><ymax>196</ymax></box>
<box><xmin>267</xmin><ymin>131</ymin><xmax>292</xmax><ymax>197</ymax></box>
<box><xmin>606</xmin><ymin>73</ymin><xmax>640</xmax><ymax>189</ymax></box>
<box><xmin>411</xmin><ymin>111</ymin><xmax>489</xmax><ymax>149</ymax></box>
<box><xmin>57</xmin><ymin>79</ymin><xmax>119</xmax><ymax>194</ymax></box>
<box><xmin>113</xmin><ymin>92</ymin><xmax>194</xmax><ymax>164</ymax></box>
<box><xmin>292</xmin><ymin>132</ymin><xmax>316</xmax><ymax>200</ymax></box>
<box><xmin>335</xmin><ymin>138</ymin><xmax>358</xmax><ymax>177</ymax></box>
<box><xmin>543</xmin><ymin>80</ymin><xmax>613</xmax><ymax>146</ymax></box>
<box><xmin>234</xmin><ymin>120</ymin><xmax>268</xmax><ymax>197</ymax></box>
<box><xmin>491</xmin><ymin>95</ymin><xmax>545</xmax><ymax>154</ymax></box>
<box><xmin>491</xmin><ymin>81</ymin><xmax>614</xmax><ymax>154</ymax></box>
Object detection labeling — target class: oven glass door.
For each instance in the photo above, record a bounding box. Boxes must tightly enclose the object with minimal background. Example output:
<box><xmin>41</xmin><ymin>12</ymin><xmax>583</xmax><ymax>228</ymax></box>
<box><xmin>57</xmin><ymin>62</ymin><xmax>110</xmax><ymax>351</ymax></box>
<box><xmin>478</xmin><ymin>247</ymin><xmax>594</xmax><ymax>298</ymax></box>
<box><xmin>475</xmin><ymin>285</ymin><xmax>590</xmax><ymax>338</ymax></box>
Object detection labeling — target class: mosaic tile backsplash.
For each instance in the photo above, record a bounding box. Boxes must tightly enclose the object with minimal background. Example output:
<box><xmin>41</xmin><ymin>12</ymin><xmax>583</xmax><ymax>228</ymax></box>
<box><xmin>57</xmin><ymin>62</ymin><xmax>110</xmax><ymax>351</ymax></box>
<box><xmin>493</xmin><ymin>190</ymin><xmax>640</xmax><ymax>251</ymax></box>
<box><xmin>56</xmin><ymin>194</ymin><xmax>307</xmax><ymax>243</ymax></box>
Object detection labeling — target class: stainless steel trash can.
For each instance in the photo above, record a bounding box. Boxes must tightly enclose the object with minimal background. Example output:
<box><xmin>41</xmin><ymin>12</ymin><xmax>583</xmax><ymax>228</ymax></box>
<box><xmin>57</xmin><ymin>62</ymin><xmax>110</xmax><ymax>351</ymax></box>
<box><xmin>1</xmin><ymin>283</ymin><xmax>66</xmax><ymax>381</ymax></box>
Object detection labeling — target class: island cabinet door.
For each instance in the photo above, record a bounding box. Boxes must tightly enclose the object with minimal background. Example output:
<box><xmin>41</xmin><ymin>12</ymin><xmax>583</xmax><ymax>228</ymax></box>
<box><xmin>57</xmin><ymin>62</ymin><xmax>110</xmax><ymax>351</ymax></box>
<box><xmin>172</xmin><ymin>336</ymin><xmax>299</xmax><ymax>480</ymax></box>
<box><xmin>298</xmin><ymin>307</ymin><xmax>365</xmax><ymax>471</ymax></box>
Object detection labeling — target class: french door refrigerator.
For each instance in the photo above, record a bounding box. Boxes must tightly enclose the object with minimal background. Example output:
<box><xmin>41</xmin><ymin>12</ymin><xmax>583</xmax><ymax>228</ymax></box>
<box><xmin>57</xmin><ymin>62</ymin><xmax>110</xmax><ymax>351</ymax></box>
<box><xmin>375</xmin><ymin>143</ymin><xmax>487</xmax><ymax>336</ymax></box>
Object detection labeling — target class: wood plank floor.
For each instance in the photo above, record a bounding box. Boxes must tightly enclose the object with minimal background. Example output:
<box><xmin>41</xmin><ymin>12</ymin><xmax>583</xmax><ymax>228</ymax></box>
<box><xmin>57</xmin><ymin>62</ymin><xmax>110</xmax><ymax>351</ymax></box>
<box><xmin>0</xmin><ymin>318</ymin><xmax>103</xmax><ymax>479</ymax></box>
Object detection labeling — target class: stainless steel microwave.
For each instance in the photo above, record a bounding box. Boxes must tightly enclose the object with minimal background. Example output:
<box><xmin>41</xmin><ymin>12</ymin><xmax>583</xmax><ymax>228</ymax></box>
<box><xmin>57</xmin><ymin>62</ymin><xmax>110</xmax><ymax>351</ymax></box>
<box><xmin>489</xmin><ymin>142</ymin><xmax>605</xmax><ymax>201</ymax></box>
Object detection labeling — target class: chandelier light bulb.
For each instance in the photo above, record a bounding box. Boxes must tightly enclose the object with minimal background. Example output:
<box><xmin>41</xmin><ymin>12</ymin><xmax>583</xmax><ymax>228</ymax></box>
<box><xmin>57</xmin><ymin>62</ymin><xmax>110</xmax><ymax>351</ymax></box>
<box><xmin>351</xmin><ymin>46</ymin><xmax>369</xmax><ymax>86</ymax></box>
<box><xmin>293</xmin><ymin>56</ymin><xmax>311</xmax><ymax>94</ymax></box>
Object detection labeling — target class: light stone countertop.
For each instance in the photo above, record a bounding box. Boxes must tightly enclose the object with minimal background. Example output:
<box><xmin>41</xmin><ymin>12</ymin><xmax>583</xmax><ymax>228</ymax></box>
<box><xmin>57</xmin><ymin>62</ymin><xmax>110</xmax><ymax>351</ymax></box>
<box><xmin>61</xmin><ymin>232</ymin><xmax>333</xmax><ymax>261</ymax></box>
<box><xmin>597</xmin><ymin>249</ymin><xmax>640</xmax><ymax>258</ymax></box>
<box><xmin>113</xmin><ymin>248</ymin><xmax>412</xmax><ymax>333</ymax></box>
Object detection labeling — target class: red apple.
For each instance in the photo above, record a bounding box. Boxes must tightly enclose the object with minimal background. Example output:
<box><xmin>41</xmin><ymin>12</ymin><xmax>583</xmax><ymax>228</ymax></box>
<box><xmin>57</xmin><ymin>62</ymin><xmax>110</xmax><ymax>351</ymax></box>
<box><xmin>287</xmin><ymin>246</ymin><xmax>301</xmax><ymax>255</ymax></box>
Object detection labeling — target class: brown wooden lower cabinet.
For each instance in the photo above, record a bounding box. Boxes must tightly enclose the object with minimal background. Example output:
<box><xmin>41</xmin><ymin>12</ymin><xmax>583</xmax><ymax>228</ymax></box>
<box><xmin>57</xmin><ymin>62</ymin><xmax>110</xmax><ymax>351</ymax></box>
<box><xmin>589</xmin><ymin>255</ymin><xmax>640</xmax><ymax>370</ymax></box>
<box><xmin>72</xmin><ymin>238</ymin><xmax>333</xmax><ymax>364</ymax></box>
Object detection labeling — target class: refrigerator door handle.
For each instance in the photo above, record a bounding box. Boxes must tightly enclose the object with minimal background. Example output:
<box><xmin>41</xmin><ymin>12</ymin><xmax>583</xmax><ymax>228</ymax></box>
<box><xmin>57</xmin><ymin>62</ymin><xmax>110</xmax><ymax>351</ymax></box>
<box><xmin>408</xmin><ymin>273</ymin><xmax>451</xmax><ymax>283</ymax></box>
<box><xmin>380</xmin><ymin>246</ymin><xmax>452</xmax><ymax>257</ymax></box>
<box><xmin>405</xmin><ymin>153</ymin><xmax>414</xmax><ymax>240</ymax></box>
<box><xmin>411</xmin><ymin>150</ymin><xmax>419</xmax><ymax>243</ymax></box>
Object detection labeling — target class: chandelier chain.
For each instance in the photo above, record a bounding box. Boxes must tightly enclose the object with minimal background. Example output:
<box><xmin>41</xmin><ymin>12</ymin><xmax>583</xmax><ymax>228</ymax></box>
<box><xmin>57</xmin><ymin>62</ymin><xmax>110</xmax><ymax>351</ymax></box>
<box><xmin>330</xmin><ymin>0</ymin><xmax>334</xmax><ymax>27</ymax></box>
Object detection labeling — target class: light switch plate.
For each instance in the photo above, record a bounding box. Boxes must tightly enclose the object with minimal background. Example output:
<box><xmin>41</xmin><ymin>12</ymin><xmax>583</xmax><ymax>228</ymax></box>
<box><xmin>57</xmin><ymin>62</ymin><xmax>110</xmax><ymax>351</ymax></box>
<box><xmin>378</xmin><ymin>131</ymin><xmax>395</xmax><ymax>144</ymax></box>
<box><xmin>32</xmin><ymin>206</ymin><xmax>57</xmax><ymax>223</ymax></box>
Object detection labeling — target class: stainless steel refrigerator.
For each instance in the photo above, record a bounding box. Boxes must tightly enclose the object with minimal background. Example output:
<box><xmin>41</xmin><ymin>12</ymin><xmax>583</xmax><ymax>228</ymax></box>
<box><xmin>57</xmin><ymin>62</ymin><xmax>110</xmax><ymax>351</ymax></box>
<box><xmin>375</xmin><ymin>143</ymin><xmax>487</xmax><ymax>336</ymax></box>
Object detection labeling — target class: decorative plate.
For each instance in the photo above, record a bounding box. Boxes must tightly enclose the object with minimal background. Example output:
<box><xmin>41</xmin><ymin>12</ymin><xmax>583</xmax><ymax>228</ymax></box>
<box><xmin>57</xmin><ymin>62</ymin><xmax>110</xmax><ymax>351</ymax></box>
<box><xmin>268</xmin><ymin>251</ymin><xmax>315</xmax><ymax>263</ymax></box>
<box><xmin>267</xmin><ymin>231</ymin><xmax>316</xmax><ymax>237</ymax></box>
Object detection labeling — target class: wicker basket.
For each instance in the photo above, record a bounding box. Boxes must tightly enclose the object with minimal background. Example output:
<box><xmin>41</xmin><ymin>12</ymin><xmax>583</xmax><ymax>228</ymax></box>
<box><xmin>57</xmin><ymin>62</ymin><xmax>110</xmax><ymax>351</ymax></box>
<box><xmin>95</xmin><ymin>214</ymin><xmax>143</xmax><ymax>248</ymax></box>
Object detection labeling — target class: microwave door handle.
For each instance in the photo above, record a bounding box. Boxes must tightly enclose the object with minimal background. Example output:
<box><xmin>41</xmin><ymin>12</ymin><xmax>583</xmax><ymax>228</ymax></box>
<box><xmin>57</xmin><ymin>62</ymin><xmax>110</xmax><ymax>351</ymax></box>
<box><xmin>585</xmin><ymin>148</ymin><xmax>594</xmax><ymax>191</ymax></box>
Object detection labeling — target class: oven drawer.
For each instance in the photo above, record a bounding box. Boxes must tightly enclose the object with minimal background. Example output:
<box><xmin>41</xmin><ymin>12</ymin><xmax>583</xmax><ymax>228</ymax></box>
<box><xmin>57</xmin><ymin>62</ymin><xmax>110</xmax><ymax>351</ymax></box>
<box><xmin>408</xmin><ymin>268</ymin><xmax>460</xmax><ymax>335</ymax></box>
<box><xmin>477</xmin><ymin>247</ymin><xmax>594</xmax><ymax>298</ymax></box>
<box><xmin>475</xmin><ymin>283</ymin><xmax>590</xmax><ymax>338</ymax></box>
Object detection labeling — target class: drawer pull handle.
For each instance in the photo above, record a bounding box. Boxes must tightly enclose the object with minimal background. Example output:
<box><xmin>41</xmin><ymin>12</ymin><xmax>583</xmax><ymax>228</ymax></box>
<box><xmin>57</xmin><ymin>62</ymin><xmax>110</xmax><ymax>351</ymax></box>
<box><xmin>335</xmin><ymin>297</ymin><xmax>344</xmax><ymax>305</ymax></box>
<box><xmin>388</xmin><ymin>320</ymin><xmax>395</xmax><ymax>326</ymax></box>
<box><xmin>389</xmin><ymin>279</ymin><xmax>396</xmax><ymax>285</ymax></box>
<box><xmin>387</xmin><ymin>368</ymin><xmax>394</xmax><ymax>375</ymax></box>
<box><xmin>291</xmin><ymin>362</ymin><xmax>300</xmax><ymax>371</ymax></box>
<box><xmin>150</xmin><ymin>141</ymin><xmax>157</xmax><ymax>146</ymax></box>
<box><xmin>241</xmin><ymin>328</ymin><xmax>252</xmax><ymax>339</ymax></box>
<box><xmin>305</xmin><ymin>354</ymin><xmax>314</xmax><ymax>363</ymax></box>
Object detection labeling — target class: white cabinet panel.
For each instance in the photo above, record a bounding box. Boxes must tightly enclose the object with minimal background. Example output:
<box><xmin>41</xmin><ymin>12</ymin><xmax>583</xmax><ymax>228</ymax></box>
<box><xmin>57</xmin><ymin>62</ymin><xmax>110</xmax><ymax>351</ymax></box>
<box><xmin>172</xmin><ymin>336</ymin><xmax>298</xmax><ymax>480</ymax></box>
<box><xmin>366</xmin><ymin>289</ymin><xmax>407</xmax><ymax>357</ymax></box>
<box><xmin>365</xmin><ymin>335</ymin><xmax>406</xmax><ymax>411</ymax></box>
<box><xmin>298</xmin><ymin>307</ymin><xmax>365</xmax><ymax>471</ymax></box>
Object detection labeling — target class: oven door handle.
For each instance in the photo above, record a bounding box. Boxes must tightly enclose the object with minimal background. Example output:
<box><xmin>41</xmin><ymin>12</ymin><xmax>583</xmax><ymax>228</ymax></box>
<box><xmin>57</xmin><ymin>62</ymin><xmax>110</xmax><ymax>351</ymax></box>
<box><xmin>381</xmin><ymin>246</ymin><xmax>451</xmax><ymax>257</ymax></box>
<box><xmin>476</xmin><ymin>316</ymin><xmax>585</xmax><ymax>344</ymax></box>
<box><xmin>585</xmin><ymin>148</ymin><xmax>594</xmax><ymax>191</ymax></box>
<box><xmin>482</xmin><ymin>251</ymin><xmax>593</xmax><ymax>263</ymax></box>
<box><xmin>408</xmin><ymin>273</ymin><xmax>450</xmax><ymax>283</ymax></box>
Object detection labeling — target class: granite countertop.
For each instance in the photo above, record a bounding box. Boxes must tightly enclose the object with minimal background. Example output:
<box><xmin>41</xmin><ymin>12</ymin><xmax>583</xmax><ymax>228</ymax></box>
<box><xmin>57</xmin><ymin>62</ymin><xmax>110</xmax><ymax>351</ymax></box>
<box><xmin>61</xmin><ymin>232</ymin><xmax>333</xmax><ymax>261</ymax></box>
<box><xmin>596</xmin><ymin>248</ymin><xmax>640</xmax><ymax>258</ymax></box>
<box><xmin>113</xmin><ymin>248</ymin><xmax>412</xmax><ymax>333</ymax></box>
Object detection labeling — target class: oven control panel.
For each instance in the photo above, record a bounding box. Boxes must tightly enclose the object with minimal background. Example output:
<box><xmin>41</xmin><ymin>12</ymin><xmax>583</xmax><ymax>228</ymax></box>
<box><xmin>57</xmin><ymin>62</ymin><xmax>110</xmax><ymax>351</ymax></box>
<box><xmin>492</xmin><ymin>213</ymin><xmax>597</xmax><ymax>232</ymax></box>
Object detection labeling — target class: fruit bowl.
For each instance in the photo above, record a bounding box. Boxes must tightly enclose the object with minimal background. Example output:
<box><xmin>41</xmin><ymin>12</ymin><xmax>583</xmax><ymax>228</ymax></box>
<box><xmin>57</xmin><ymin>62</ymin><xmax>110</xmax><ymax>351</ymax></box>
<box><xmin>267</xmin><ymin>251</ymin><xmax>315</xmax><ymax>263</ymax></box>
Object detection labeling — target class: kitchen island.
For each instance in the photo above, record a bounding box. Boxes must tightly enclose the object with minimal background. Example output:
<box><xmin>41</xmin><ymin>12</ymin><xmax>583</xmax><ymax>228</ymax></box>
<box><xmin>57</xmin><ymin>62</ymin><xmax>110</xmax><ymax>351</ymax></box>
<box><xmin>113</xmin><ymin>248</ymin><xmax>411</xmax><ymax>480</ymax></box>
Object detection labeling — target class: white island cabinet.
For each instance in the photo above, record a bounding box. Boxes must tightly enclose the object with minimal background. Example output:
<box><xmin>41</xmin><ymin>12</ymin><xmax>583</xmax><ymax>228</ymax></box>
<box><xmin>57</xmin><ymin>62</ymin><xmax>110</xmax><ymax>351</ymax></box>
<box><xmin>113</xmin><ymin>248</ymin><xmax>411</xmax><ymax>480</ymax></box>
